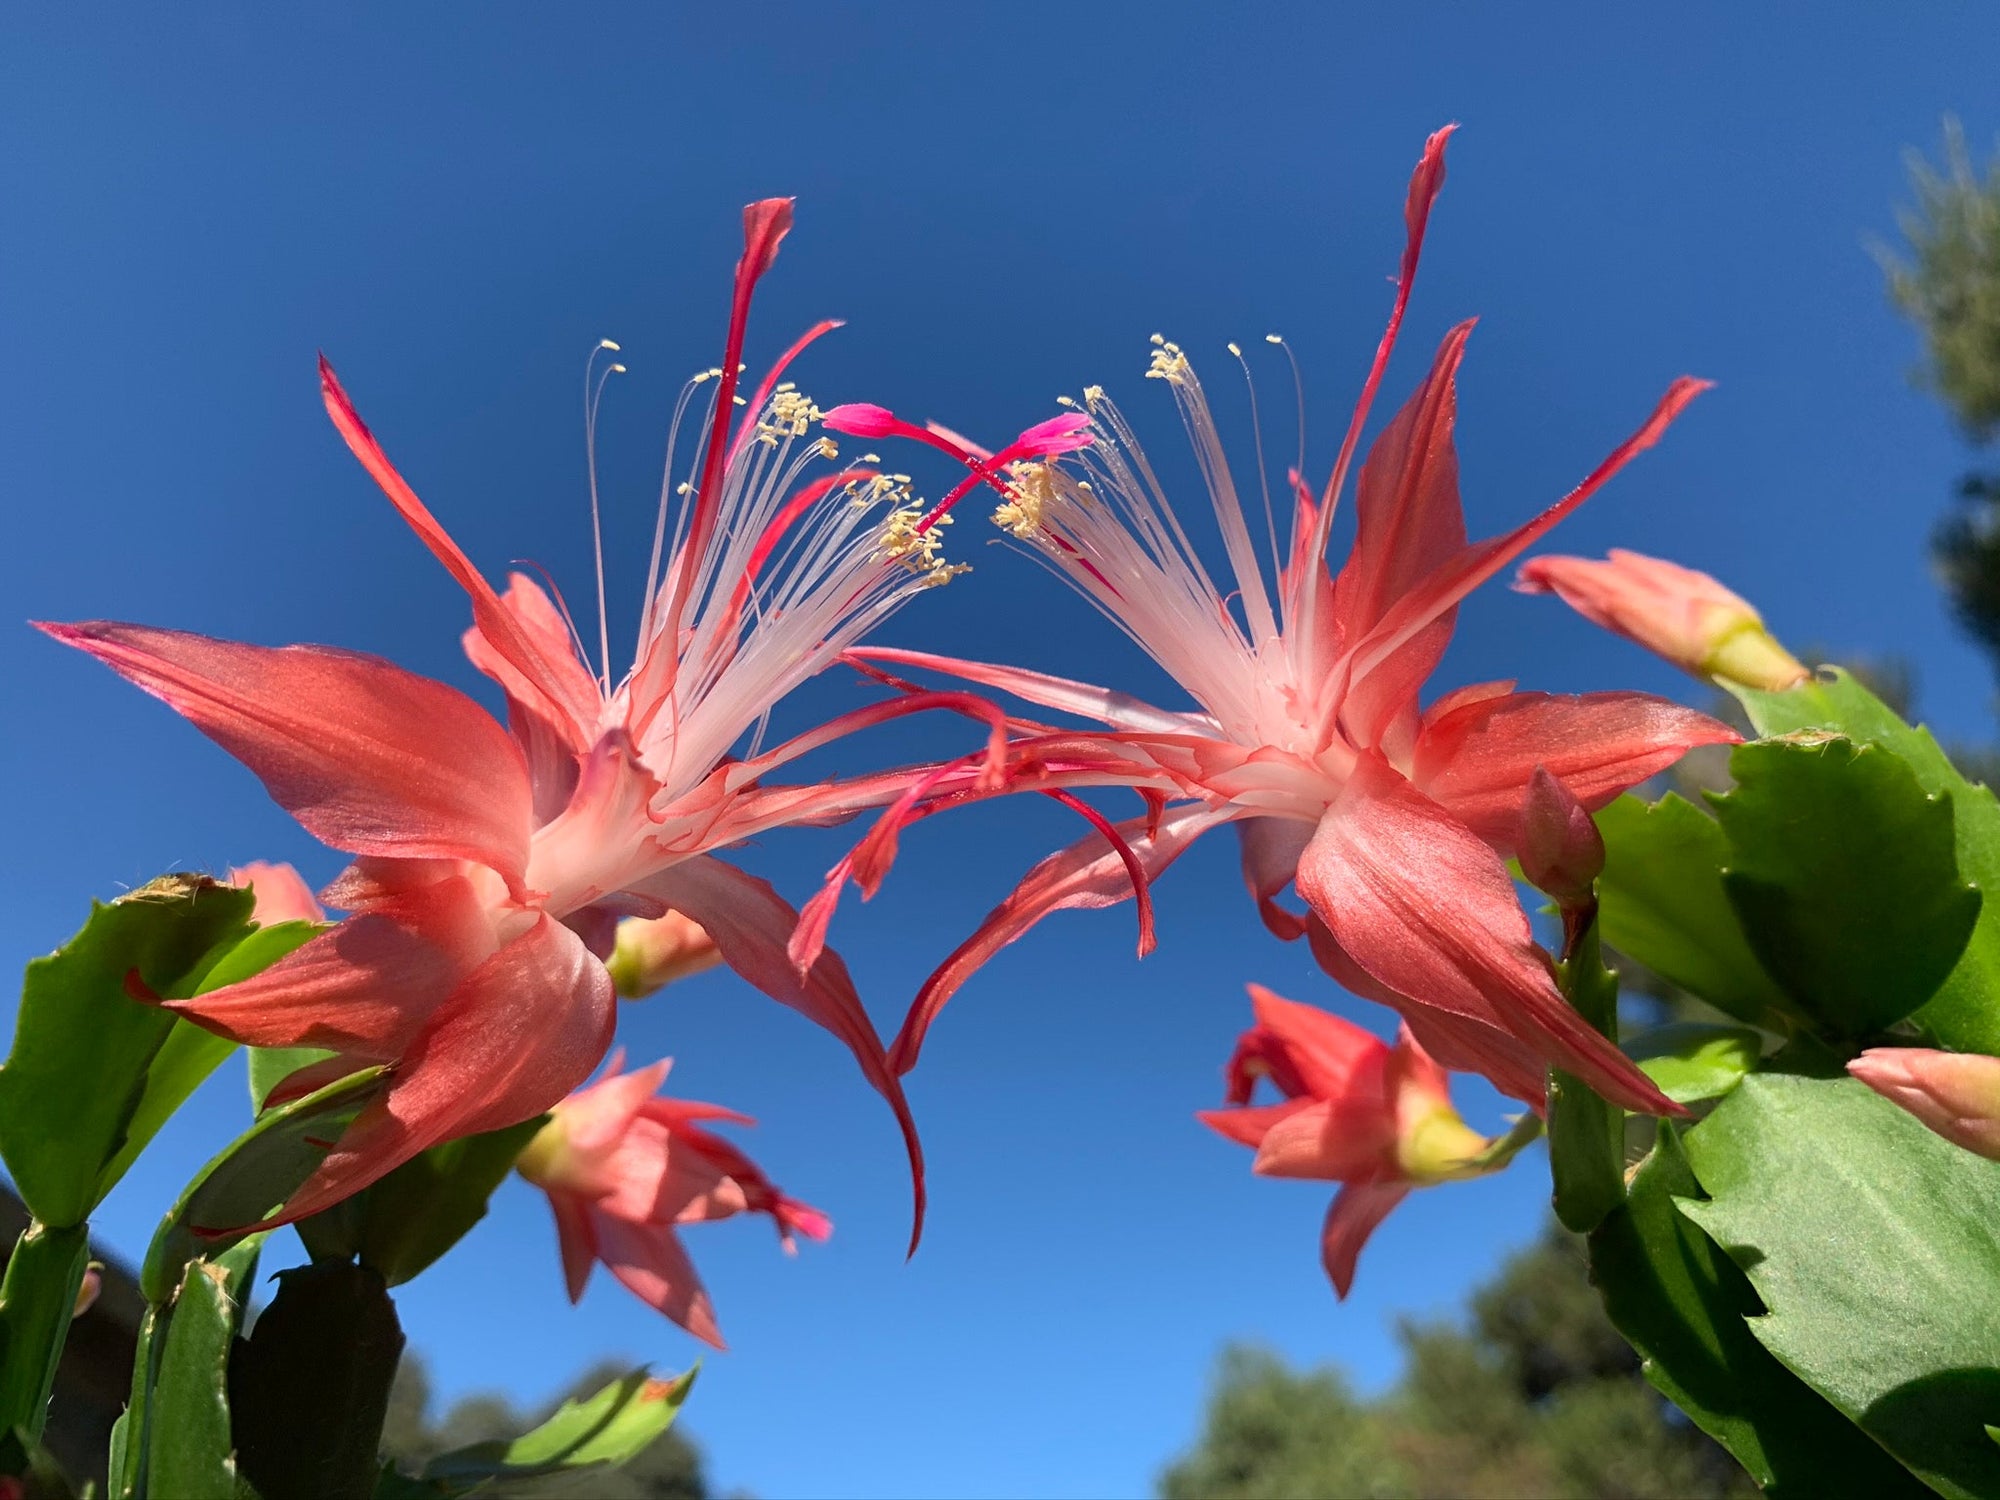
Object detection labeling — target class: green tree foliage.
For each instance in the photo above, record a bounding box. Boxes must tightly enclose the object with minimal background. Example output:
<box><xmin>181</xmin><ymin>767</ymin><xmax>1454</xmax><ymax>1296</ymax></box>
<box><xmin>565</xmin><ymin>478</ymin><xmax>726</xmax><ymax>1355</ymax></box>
<box><xmin>381</xmin><ymin>1353</ymin><xmax>710</xmax><ymax>1500</ymax></box>
<box><xmin>1160</xmin><ymin>1231</ymin><xmax>1755</xmax><ymax>1500</ymax></box>
<box><xmin>1886</xmin><ymin>122</ymin><xmax>2000</xmax><ymax>685</ymax></box>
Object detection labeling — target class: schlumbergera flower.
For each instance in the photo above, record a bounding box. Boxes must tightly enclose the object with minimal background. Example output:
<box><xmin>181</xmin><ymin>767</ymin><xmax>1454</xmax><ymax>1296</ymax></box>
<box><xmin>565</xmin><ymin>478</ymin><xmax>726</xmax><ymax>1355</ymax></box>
<box><xmin>817</xmin><ymin>127</ymin><xmax>1735</xmax><ymax>1115</ymax></box>
<box><xmin>1515</xmin><ymin>548</ymin><xmax>1808</xmax><ymax>691</ymax></box>
<box><xmin>516</xmin><ymin>1052</ymin><xmax>828</xmax><ymax>1348</ymax></box>
<box><xmin>1200</xmin><ymin>985</ymin><xmax>1516</xmax><ymax>1297</ymax></box>
<box><xmin>42</xmin><ymin>199</ymin><xmax>1076</xmax><ymax>1236</ymax></box>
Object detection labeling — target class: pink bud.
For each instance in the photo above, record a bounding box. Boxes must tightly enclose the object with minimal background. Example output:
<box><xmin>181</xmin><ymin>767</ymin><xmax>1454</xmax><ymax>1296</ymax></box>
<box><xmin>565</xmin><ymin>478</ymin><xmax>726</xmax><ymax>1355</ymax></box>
<box><xmin>1517</xmin><ymin>767</ymin><xmax>1604</xmax><ymax>908</ymax></box>
<box><xmin>820</xmin><ymin>402</ymin><xmax>901</xmax><ymax>438</ymax></box>
<box><xmin>1516</xmin><ymin>549</ymin><xmax>1807</xmax><ymax>691</ymax></box>
<box><xmin>606</xmin><ymin>910</ymin><xmax>721</xmax><ymax>999</ymax></box>
<box><xmin>72</xmin><ymin>1265</ymin><xmax>101</xmax><ymax>1320</ymax></box>
<box><xmin>1848</xmin><ymin>1047</ymin><xmax>2000</xmax><ymax>1160</ymax></box>
<box><xmin>226</xmin><ymin>861</ymin><xmax>327</xmax><ymax>926</ymax></box>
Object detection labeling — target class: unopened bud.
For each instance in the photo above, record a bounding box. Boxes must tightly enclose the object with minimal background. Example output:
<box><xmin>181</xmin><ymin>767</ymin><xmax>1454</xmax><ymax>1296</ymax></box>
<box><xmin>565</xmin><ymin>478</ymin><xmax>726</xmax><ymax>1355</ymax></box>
<box><xmin>72</xmin><ymin>1264</ymin><xmax>101</xmax><ymax>1320</ymax></box>
<box><xmin>1518</xmin><ymin>767</ymin><xmax>1604</xmax><ymax>909</ymax></box>
<box><xmin>1848</xmin><ymin>1047</ymin><xmax>2000</xmax><ymax>1160</ymax></box>
<box><xmin>605</xmin><ymin>911</ymin><xmax>721</xmax><ymax>999</ymax></box>
<box><xmin>1517</xmin><ymin>549</ymin><xmax>1808</xmax><ymax>692</ymax></box>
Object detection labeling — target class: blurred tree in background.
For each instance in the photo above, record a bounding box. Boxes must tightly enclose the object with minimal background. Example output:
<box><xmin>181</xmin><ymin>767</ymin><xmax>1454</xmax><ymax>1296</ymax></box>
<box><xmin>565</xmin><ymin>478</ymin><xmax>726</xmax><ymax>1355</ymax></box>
<box><xmin>382</xmin><ymin>1355</ymin><xmax>710</xmax><ymax>1499</ymax></box>
<box><xmin>1886</xmin><ymin>121</ymin><xmax>2000</xmax><ymax>687</ymax></box>
<box><xmin>1160</xmin><ymin>1230</ymin><xmax>1753</xmax><ymax>1500</ymax></box>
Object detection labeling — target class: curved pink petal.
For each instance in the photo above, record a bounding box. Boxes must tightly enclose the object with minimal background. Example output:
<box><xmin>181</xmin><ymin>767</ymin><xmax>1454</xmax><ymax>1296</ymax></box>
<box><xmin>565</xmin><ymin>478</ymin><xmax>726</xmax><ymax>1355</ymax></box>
<box><xmin>1252</xmin><ymin>1097</ymin><xmax>1399</xmax><ymax>1182</ymax></box>
<box><xmin>1196</xmin><ymin>1098</ymin><xmax>1317</xmax><ymax>1149</ymax></box>
<box><xmin>525</xmin><ymin>730</ymin><xmax>666</xmax><ymax>915</ymax></box>
<box><xmin>1339</xmin><ymin>377</ymin><xmax>1711</xmax><ymax>692</ymax></box>
<box><xmin>1332</xmin><ymin>321</ymin><xmax>1473</xmax><ymax>750</ymax></box>
<box><xmin>1237</xmin><ymin>817</ymin><xmax>1312</xmax><ymax>941</ymax></box>
<box><xmin>846</xmin><ymin>648</ymin><xmax>1211</xmax><ymax>735</ymax></box>
<box><xmin>562</xmin><ymin>1055</ymin><xmax>676</xmax><ymax>1156</ymax></box>
<box><xmin>890</xmin><ymin>802</ymin><xmax>1236</xmax><ymax>1076</ymax></box>
<box><xmin>165</xmin><ymin>872</ymin><xmax>497</xmax><ymax>1057</ymax></box>
<box><xmin>1304</xmin><ymin>917</ymin><xmax>1550</xmax><ymax>1110</ymax></box>
<box><xmin>42</xmin><ymin>621</ymin><xmax>535</xmax><ymax>886</ymax></box>
<box><xmin>463</xmin><ymin>573</ymin><xmax>600</xmax><ymax>821</ymax></box>
<box><xmin>632</xmin><ymin>855</ymin><xmax>929</xmax><ymax>1253</ymax></box>
<box><xmin>1243</xmin><ymin>984</ymin><xmax>1389</xmax><ymax>1100</ymax></box>
<box><xmin>1295</xmin><ymin>757</ymin><xmax>1677</xmax><ymax>1115</ymax></box>
<box><xmin>590</xmin><ymin>1206</ymin><xmax>725</xmax><ymax>1349</ymax></box>
<box><xmin>320</xmin><ymin>359</ymin><xmax>603</xmax><ymax>750</ymax></box>
<box><xmin>267</xmin><ymin>914</ymin><xmax>616</xmax><ymax>1227</ymax></box>
<box><xmin>1411</xmin><ymin>689</ymin><xmax>1737</xmax><ymax>848</ymax></box>
<box><xmin>548</xmin><ymin>1190</ymin><xmax>599</xmax><ymax>1303</ymax></box>
<box><xmin>1321</xmin><ymin>1181</ymin><xmax>1411</xmax><ymax>1299</ymax></box>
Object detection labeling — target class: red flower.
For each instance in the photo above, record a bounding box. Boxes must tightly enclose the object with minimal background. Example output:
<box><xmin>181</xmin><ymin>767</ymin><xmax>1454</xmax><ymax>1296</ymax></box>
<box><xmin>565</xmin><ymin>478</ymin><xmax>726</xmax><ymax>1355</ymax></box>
<box><xmin>1200</xmin><ymin>985</ymin><xmax>1503</xmax><ymax>1297</ymax></box>
<box><xmin>825</xmin><ymin>129</ymin><xmax>1728</xmax><ymax>1115</ymax></box>
<box><xmin>517</xmin><ymin>1053</ymin><xmax>829</xmax><ymax>1348</ymax></box>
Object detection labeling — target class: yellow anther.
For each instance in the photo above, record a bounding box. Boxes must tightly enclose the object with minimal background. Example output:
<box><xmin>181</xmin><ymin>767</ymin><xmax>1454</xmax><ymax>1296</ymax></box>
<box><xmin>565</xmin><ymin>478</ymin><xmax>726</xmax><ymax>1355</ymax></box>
<box><xmin>992</xmin><ymin>461</ymin><xmax>1060</xmax><ymax>537</ymax></box>
<box><xmin>598</xmin><ymin>338</ymin><xmax>622</xmax><ymax>352</ymax></box>
<box><xmin>1227</xmin><ymin>341</ymin><xmax>1242</xmax><ymax>357</ymax></box>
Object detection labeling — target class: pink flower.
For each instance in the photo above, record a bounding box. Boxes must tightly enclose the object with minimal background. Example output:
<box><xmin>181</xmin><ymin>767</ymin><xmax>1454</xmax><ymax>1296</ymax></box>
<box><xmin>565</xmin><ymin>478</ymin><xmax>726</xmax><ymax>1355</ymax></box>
<box><xmin>1199</xmin><ymin>985</ymin><xmax>1498</xmax><ymax>1297</ymax></box>
<box><xmin>1515</xmin><ymin>548</ymin><xmax>1807</xmax><ymax>691</ymax></box>
<box><xmin>227</xmin><ymin>861</ymin><xmax>327</xmax><ymax>927</ymax></box>
<box><xmin>516</xmin><ymin>1053</ymin><xmax>830</xmax><ymax>1347</ymax></box>
<box><xmin>1847</xmin><ymin>1047</ymin><xmax>2000</xmax><ymax>1161</ymax></box>
<box><xmin>39</xmin><ymin>199</ymin><xmax>1019</xmax><ymax>1237</ymax></box>
<box><xmin>826</xmin><ymin>128</ymin><xmax>1729</xmax><ymax>1115</ymax></box>
<box><xmin>607</xmin><ymin>910</ymin><xmax>722</xmax><ymax>999</ymax></box>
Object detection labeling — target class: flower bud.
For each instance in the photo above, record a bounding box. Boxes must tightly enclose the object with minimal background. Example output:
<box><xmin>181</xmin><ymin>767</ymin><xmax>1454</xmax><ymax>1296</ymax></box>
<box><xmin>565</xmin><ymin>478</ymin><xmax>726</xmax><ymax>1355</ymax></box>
<box><xmin>72</xmin><ymin>1264</ymin><xmax>101</xmax><ymax>1320</ymax></box>
<box><xmin>1517</xmin><ymin>549</ymin><xmax>1807</xmax><ymax>691</ymax></box>
<box><xmin>226</xmin><ymin>861</ymin><xmax>326</xmax><ymax>926</ymax></box>
<box><xmin>605</xmin><ymin>910</ymin><xmax>721</xmax><ymax>999</ymax></box>
<box><xmin>1848</xmin><ymin>1047</ymin><xmax>2000</xmax><ymax>1160</ymax></box>
<box><xmin>1517</xmin><ymin>767</ymin><xmax>1605</xmax><ymax>910</ymax></box>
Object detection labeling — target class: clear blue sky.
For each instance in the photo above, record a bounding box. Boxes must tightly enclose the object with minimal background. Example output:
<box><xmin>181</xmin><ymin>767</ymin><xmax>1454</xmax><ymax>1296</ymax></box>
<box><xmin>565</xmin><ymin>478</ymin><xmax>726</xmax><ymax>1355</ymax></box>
<box><xmin>6</xmin><ymin>7</ymin><xmax>1999</xmax><ymax>1497</ymax></box>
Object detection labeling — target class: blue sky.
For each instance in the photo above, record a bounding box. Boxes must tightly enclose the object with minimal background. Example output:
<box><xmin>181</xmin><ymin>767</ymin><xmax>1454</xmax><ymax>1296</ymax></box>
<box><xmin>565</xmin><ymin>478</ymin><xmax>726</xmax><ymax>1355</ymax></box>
<box><xmin>6</xmin><ymin>7</ymin><xmax>2000</xmax><ymax>1497</ymax></box>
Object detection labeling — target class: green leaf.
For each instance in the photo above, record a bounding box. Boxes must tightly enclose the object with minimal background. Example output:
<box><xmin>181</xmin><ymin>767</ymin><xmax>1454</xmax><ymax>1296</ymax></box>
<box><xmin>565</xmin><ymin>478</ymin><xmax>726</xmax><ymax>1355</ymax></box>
<box><xmin>1736</xmin><ymin>670</ymin><xmax>2000</xmax><ymax>1052</ymax></box>
<box><xmin>247</xmin><ymin>1047</ymin><xmax>334</xmax><ymax>1114</ymax></box>
<box><xmin>412</xmin><ymin>1366</ymin><xmax>695</xmax><ymax>1496</ymax></box>
<box><xmin>1712</xmin><ymin>735</ymin><xmax>1982</xmax><ymax>1036</ymax></box>
<box><xmin>1594</xmin><ymin>795</ymin><xmax>1793</xmax><ymax>1027</ymax></box>
<box><xmin>1587</xmin><ymin>1124</ymin><xmax>1924</xmax><ymax>1497</ymax></box>
<box><xmin>232</xmin><ymin>1262</ymin><xmax>404</xmax><ymax>1500</ymax></box>
<box><xmin>147</xmin><ymin>1239</ymin><xmax>262</xmax><ymax>1500</ymax></box>
<box><xmin>1680</xmin><ymin>1071</ymin><xmax>2000</xmax><ymax>1498</ymax></box>
<box><xmin>0</xmin><ymin>876</ymin><xmax>256</xmax><ymax>1226</ymax></box>
<box><xmin>0</xmin><ymin>1222</ymin><xmax>90</xmax><ymax>1443</ymax></box>
<box><xmin>109</xmin><ymin>1305</ymin><xmax>163</xmax><ymax>1500</ymax></box>
<box><xmin>1548</xmin><ymin>920</ymin><xmax>1623</xmax><ymax>1234</ymax></box>
<box><xmin>1627</xmin><ymin>1023</ymin><xmax>1764</xmax><ymax>1105</ymax></box>
<box><xmin>296</xmin><ymin>1116</ymin><xmax>546</xmax><ymax>1287</ymax></box>
<box><xmin>141</xmin><ymin>1067</ymin><xmax>385</xmax><ymax>1303</ymax></box>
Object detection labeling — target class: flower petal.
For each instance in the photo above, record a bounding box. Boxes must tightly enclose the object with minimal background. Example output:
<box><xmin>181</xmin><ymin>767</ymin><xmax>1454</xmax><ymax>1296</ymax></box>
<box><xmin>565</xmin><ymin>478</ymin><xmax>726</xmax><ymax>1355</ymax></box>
<box><xmin>320</xmin><ymin>359</ymin><xmax>603</xmax><ymax>749</ymax></box>
<box><xmin>632</xmin><ymin>855</ymin><xmax>929</xmax><ymax>1253</ymax></box>
<box><xmin>1253</xmin><ymin>1098</ymin><xmax>1400</xmax><ymax>1182</ymax></box>
<box><xmin>1295</xmin><ymin>757</ymin><xmax>1677</xmax><ymax>1115</ymax></box>
<box><xmin>42</xmin><ymin>621</ymin><xmax>535</xmax><ymax>885</ymax></box>
<box><xmin>164</xmin><ymin>872</ymin><xmax>497</xmax><ymax>1057</ymax></box>
<box><xmin>268</xmin><ymin>914</ymin><xmax>615</xmax><ymax>1226</ymax></box>
<box><xmin>1237</xmin><ymin>817</ymin><xmax>1313</xmax><ymax>941</ymax></box>
<box><xmin>1196</xmin><ymin>1098</ymin><xmax>1317</xmax><ymax>1149</ymax></box>
<box><xmin>463</xmin><ymin>573</ymin><xmax>601</xmax><ymax>821</ymax></box>
<box><xmin>1243</xmin><ymin>984</ymin><xmax>1390</xmax><ymax>1100</ymax></box>
<box><xmin>1411</xmin><ymin>689</ymin><xmax>1737</xmax><ymax>847</ymax></box>
<box><xmin>561</xmin><ymin>1054</ymin><xmax>676</xmax><ymax>1156</ymax></box>
<box><xmin>227</xmin><ymin>861</ymin><xmax>327</xmax><ymax>926</ymax></box>
<box><xmin>1320</xmin><ymin>1181</ymin><xmax>1410</xmax><ymax>1299</ymax></box>
<box><xmin>548</xmin><ymin>1190</ymin><xmax>599</xmax><ymax>1303</ymax></box>
<box><xmin>1331</xmin><ymin>322</ymin><xmax>1473</xmax><ymax>750</ymax></box>
<box><xmin>889</xmin><ymin>802</ymin><xmax>1236</xmax><ymax>1075</ymax></box>
<box><xmin>591</xmin><ymin>1206</ymin><xmax>725</xmax><ymax>1348</ymax></box>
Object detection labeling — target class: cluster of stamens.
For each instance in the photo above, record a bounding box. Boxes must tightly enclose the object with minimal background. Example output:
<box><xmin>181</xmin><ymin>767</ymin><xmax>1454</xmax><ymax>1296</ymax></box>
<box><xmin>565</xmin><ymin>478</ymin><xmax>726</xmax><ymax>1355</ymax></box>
<box><xmin>1146</xmin><ymin>334</ymin><xmax>1191</xmax><ymax>384</ymax></box>
<box><xmin>877</xmin><ymin>505</ymin><xmax>969</xmax><ymax>586</ymax></box>
<box><xmin>993</xmin><ymin>461</ymin><xmax>1062</xmax><ymax>538</ymax></box>
<box><xmin>757</xmin><ymin>385</ymin><xmax>825</xmax><ymax>444</ymax></box>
